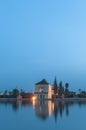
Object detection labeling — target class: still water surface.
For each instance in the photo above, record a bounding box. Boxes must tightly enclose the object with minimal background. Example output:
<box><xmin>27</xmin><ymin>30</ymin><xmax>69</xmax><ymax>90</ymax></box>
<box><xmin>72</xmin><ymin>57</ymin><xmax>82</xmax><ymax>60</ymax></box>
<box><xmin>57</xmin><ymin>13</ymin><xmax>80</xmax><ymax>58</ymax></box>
<box><xmin>0</xmin><ymin>100</ymin><xmax>86</xmax><ymax>130</ymax></box>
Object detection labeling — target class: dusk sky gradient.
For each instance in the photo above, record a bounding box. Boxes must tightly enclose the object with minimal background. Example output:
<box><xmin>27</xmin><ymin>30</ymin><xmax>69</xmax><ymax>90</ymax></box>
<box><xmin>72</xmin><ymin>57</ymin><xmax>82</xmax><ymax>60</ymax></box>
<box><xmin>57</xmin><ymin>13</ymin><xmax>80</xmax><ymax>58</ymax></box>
<box><xmin>0</xmin><ymin>0</ymin><xmax>86</xmax><ymax>92</ymax></box>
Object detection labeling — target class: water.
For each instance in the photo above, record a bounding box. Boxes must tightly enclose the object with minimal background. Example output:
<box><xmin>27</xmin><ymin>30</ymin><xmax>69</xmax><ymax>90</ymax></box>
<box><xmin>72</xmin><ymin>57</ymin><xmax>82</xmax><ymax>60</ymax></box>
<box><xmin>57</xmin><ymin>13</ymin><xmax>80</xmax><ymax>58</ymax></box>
<box><xmin>0</xmin><ymin>100</ymin><xmax>86</xmax><ymax>130</ymax></box>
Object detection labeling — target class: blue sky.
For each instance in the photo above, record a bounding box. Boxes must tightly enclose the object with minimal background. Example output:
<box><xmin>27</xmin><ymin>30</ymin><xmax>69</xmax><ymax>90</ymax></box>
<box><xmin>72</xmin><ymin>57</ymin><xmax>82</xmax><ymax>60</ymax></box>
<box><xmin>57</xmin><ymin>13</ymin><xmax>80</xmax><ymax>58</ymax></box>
<box><xmin>0</xmin><ymin>0</ymin><xmax>86</xmax><ymax>92</ymax></box>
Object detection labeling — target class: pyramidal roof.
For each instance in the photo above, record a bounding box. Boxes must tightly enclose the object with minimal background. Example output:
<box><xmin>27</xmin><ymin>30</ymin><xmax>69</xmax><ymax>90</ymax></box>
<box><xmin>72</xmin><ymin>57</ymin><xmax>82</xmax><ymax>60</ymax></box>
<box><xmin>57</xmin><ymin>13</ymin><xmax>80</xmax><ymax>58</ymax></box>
<box><xmin>35</xmin><ymin>79</ymin><xmax>49</xmax><ymax>85</ymax></box>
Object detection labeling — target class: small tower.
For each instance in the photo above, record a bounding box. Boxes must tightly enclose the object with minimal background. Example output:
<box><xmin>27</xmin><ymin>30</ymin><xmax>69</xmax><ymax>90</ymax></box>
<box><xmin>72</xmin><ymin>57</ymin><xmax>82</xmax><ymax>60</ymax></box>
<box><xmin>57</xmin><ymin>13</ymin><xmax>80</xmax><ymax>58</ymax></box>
<box><xmin>34</xmin><ymin>79</ymin><xmax>52</xmax><ymax>99</ymax></box>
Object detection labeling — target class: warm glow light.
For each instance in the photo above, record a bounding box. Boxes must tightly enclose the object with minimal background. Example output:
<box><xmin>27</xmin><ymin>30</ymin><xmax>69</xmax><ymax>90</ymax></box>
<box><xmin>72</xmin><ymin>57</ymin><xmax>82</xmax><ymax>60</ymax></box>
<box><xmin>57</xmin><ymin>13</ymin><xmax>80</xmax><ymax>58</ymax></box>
<box><xmin>32</xmin><ymin>96</ymin><xmax>36</xmax><ymax>107</ymax></box>
<box><xmin>32</xmin><ymin>96</ymin><xmax>36</xmax><ymax>100</ymax></box>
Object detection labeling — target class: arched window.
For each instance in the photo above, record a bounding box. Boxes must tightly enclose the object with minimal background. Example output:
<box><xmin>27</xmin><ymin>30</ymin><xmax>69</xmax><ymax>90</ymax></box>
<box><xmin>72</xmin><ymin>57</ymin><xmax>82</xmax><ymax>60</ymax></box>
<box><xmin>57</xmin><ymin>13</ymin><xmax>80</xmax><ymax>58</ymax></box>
<box><xmin>39</xmin><ymin>88</ymin><xmax>44</xmax><ymax>93</ymax></box>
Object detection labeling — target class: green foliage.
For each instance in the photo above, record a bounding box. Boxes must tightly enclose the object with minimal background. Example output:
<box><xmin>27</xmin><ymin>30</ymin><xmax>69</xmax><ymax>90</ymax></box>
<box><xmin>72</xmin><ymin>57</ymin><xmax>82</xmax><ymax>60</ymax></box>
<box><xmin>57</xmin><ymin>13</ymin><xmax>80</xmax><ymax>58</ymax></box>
<box><xmin>12</xmin><ymin>88</ymin><xmax>19</xmax><ymax>97</ymax></box>
<box><xmin>53</xmin><ymin>77</ymin><xmax>58</xmax><ymax>94</ymax></box>
<box><xmin>58</xmin><ymin>81</ymin><xmax>64</xmax><ymax>96</ymax></box>
<box><xmin>65</xmin><ymin>82</ymin><xmax>69</xmax><ymax>97</ymax></box>
<box><xmin>78</xmin><ymin>91</ymin><xmax>86</xmax><ymax>98</ymax></box>
<box><xmin>65</xmin><ymin>83</ymin><xmax>69</xmax><ymax>89</ymax></box>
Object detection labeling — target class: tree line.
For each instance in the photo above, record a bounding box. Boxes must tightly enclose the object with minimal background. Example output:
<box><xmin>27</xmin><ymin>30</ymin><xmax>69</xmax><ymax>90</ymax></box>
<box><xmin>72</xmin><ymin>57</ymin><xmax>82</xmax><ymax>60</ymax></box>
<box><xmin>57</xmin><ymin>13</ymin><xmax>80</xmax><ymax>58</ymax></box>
<box><xmin>53</xmin><ymin>77</ymin><xmax>74</xmax><ymax>98</ymax></box>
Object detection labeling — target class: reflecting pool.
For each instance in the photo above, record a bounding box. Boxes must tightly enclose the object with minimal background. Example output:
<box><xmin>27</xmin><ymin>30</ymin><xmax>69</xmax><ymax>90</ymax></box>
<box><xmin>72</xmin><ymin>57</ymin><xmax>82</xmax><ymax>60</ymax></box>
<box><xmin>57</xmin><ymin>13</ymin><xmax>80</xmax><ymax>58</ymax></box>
<box><xmin>0</xmin><ymin>99</ymin><xmax>86</xmax><ymax>130</ymax></box>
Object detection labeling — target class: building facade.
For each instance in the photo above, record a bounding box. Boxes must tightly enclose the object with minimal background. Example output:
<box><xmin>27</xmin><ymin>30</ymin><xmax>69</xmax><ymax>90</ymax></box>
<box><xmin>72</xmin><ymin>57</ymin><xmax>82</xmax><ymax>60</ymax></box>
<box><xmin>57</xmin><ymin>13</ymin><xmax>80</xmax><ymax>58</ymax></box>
<box><xmin>35</xmin><ymin>79</ymin><xmax>53</xmax><ymax>99</ymax></box>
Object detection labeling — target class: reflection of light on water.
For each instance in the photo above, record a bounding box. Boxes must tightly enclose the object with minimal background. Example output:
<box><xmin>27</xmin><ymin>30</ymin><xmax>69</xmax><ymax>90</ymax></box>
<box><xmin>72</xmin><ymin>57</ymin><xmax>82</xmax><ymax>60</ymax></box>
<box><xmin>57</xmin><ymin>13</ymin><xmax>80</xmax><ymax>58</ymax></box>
<box><xmin>48</xmin><ymin>101</ymin><xmax>52</xmax><ymax>116</ymax></box>
<box><xmin>32</xmin><ymin>96</ymin><xmax>36</xmax><ymax>108</ymax></box>
<box><xmin>34</xmin><ymin>100</ymin><xmax>53</xmax><ymax>119</ymax></box>
<box><xmin>52</xmin><ymin>102</ymin><xmax>54</xmax><ymax>111</ymax></box>
<box><xmin>32</xmin><ymin>100</ymin><xmax>36</xmax><ymax>108</ymax></box>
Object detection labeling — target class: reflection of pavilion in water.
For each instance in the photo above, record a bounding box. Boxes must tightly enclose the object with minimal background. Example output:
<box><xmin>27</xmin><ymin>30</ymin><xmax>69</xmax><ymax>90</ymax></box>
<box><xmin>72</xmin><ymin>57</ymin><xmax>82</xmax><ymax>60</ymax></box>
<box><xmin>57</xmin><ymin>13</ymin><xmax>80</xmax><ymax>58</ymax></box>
<box><xmin>34</xmin><ymin>100</ymin><xmax>65</xmax><ymax>122</ymax></box>
<box><xmin>35</xmin><ymin>100</ymin><xmax>52</xmax><ymax>120</ymax></box>
<box><xmin>2</xmin><ymin>99</ymin><xmax>86</xmax><ymax>122</ymax></box>
<box><xmin>34</xmin><ymin>100</ymin><xmax>74</xmax><ymax>122</ymax></box>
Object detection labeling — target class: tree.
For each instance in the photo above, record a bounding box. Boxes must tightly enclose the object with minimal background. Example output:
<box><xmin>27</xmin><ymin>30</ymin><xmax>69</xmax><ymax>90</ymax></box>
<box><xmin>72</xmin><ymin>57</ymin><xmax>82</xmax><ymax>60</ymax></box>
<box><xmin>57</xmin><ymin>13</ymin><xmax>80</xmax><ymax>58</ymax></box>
<box><xmin>59</xmin><ymin>81</ymin><xmax>64</xmax><ymax>96</ymax></box>
<box><xmin>79</xmin><ymin>89</ymin><xmax>81</xmax><ymax>93</ymax></box>
<box><xmin>65</xmin><ymin>83</ymin><xmax>69</xmax><ymax>97</ymax></box>
<box><xmin>3</xmin><ymin>90</ymin><xmax>7</xmax><ymax>98</ymax></box>
<box><xmin>12</xmin><ymin>88</ymin><xmax>19</xmax><ymax>97</ymax></box>
<box><xmin>65</xmin><ymin>83</ymin><xmax>69</xmax><ymax>89</ymax></box>
<box><xmin>53</xmin><ymin>77</ymin><xmax>58</xmax><ymax>96</ymax></box>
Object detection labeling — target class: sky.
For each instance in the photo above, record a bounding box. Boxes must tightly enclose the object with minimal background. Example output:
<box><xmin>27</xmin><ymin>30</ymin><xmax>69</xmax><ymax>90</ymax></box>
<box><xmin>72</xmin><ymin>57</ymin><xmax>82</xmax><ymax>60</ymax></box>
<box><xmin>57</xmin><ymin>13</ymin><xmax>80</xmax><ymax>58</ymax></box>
<box><xmin>0</xmin><ymin>0</ymin><xmax>86</xmax><ymax>92</ymax></box>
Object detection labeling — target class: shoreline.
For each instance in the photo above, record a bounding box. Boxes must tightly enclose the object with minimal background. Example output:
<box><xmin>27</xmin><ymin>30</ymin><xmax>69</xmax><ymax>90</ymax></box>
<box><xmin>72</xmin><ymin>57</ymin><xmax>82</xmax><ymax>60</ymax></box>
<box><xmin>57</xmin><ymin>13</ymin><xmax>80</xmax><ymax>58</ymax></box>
<box><xmin>0</xmin><ymin>98</ymin><xmax>86</xmax><ymax>102</ymax></box>
<box><xmin>52</xmin><ymin>98</ymin><xmax>86</xmax><ymax>102</ymax></box>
